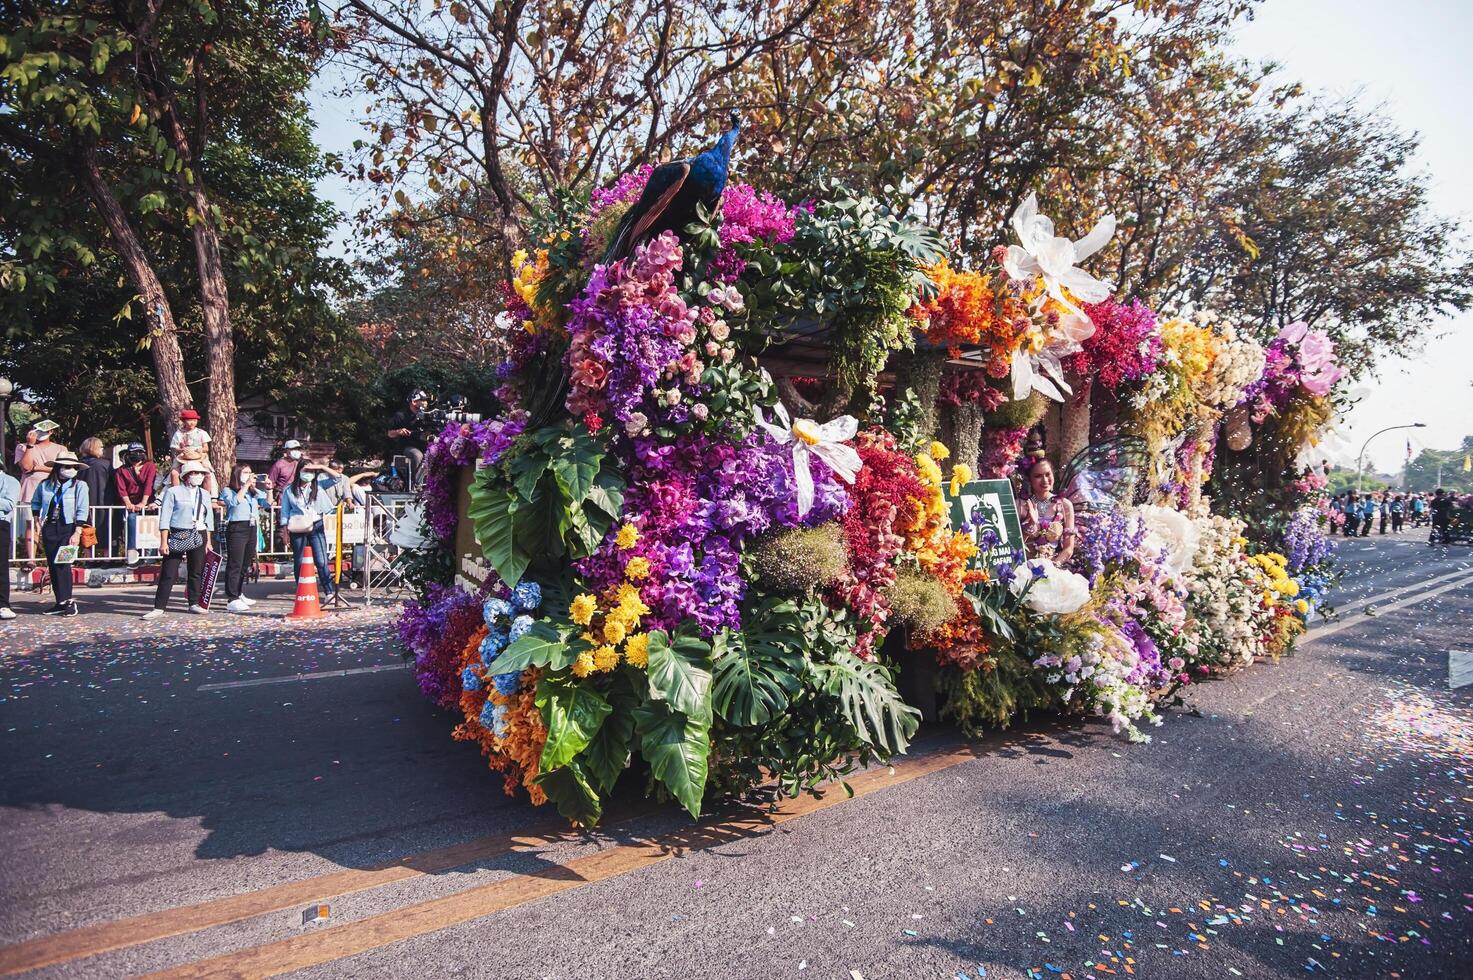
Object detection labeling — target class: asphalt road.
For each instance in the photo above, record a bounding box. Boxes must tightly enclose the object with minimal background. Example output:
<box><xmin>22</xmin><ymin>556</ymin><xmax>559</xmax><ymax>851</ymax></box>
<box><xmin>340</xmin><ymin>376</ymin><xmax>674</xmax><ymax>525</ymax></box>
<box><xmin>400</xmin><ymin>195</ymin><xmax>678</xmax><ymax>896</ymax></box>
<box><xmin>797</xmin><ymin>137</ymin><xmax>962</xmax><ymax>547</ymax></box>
<box><xmin>1</xmin><ymin>529</ymin><xmax>1471</xmax><ymax>979</ymax></box>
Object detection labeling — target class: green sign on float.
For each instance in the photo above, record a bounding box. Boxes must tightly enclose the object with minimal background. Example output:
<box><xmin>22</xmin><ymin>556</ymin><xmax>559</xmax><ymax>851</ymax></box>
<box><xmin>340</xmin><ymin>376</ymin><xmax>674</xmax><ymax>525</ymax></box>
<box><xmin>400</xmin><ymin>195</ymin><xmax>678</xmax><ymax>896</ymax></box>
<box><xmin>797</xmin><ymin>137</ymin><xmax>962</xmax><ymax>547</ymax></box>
<box><xmin>949</xmin><ymin>478</ymin><xmax>1026</xmax><ymax>568</ymax></box>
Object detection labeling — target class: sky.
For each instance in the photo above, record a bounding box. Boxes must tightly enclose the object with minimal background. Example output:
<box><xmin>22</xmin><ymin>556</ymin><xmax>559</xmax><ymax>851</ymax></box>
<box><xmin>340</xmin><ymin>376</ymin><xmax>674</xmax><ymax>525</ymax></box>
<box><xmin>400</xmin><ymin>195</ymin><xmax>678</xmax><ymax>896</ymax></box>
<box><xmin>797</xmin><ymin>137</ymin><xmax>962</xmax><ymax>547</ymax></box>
<box><xmin>308</xmin><ymin>0</ymin><xmax>1473</xmax><ymax>476</ymax></box>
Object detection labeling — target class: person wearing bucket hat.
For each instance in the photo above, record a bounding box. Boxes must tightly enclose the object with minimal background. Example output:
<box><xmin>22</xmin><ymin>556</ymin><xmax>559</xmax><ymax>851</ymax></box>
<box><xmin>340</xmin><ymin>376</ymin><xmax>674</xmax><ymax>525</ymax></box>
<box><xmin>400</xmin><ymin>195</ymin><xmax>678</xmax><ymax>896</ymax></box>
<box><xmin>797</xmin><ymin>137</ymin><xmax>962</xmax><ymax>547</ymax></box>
<box><xmin>142</xmin><ymin>459</ymin><xmax>215</xmax><ymax>619</ymax></box>
<box><xmin>19</xmin><ymin>420</ymin><xmax>69</xmax><ymax>565</ymax></box>
<box><xmin>279</xmin><ymin>457</ymin><xmax>343</xmax><ymax>604</ymax></box>
<box><xmin>29</xmin><ymin>451</ymin><xmax>90</xmax><ymax>616</ymax></box>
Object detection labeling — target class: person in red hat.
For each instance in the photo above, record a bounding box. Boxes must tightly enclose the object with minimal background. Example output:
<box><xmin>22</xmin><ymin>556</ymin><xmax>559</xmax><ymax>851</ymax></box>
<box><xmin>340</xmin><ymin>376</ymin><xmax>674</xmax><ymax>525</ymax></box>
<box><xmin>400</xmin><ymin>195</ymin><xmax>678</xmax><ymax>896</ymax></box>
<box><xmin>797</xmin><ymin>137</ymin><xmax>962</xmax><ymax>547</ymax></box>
<box><xmin>168</xmin><ymin>408</ymin><xmax>216</xmax><ymax>493</ymax></box>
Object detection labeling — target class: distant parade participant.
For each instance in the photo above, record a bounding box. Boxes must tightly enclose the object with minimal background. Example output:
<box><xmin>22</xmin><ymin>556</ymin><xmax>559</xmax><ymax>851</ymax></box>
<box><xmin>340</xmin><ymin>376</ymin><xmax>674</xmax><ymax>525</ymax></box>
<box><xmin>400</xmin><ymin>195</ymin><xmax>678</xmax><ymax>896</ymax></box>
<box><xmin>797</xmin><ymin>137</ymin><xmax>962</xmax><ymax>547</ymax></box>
<box><xmin>29</xmin><ymin>452</ymin><xmax>90</xmax><ymax>616</ymax></box>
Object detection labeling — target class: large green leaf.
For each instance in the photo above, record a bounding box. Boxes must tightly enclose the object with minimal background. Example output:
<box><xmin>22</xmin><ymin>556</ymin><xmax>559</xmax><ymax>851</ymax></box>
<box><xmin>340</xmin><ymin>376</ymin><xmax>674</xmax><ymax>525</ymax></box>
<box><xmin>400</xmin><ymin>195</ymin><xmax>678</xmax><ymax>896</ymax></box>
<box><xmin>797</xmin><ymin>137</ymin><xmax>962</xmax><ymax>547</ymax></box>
<box><xmin>577</xmin><ymin>671</ymin><xmax>640</xmax><ymax>794</ymax></box>
<box><xmin>467</xmin><ymin>475</ymin><xmax>530</xmax><ymax>589</ymax></box>
<box><xmin>536</xmin><ymin>674</ymin><xmax>613</xmax><ymax>772</ymax></box>
<box><xmin>549</xmin><ymin>429</ymin><xmax>602</xmax><ymax>504</ymax></box>
<box><xmin>583</xmin><ymin>470</ymin><xmax>625</xmax><ymax>520</ymax></box>
<box><xmin>533</xmin><ymin>761</ymin><xmax>602</xmax><ymax>826</ymax></box>
<box><xmin>645</xmin><ymin>629</ymin><xmax>714</xmax><ymax>724</ymax></box>
<box><xmin>712</xmin><ymin>628</ymin><xmax>804</xmax><ymax>727</ymax></box>
<box><xmin>812</xmin><ymin>652</ymin><xmax>920</xmax><ymax>756</ymax></box>
<box><xmin>633</xmin><ymin>699</ymin><xmax>709</xmax><ymax>819</ymax></box>
<box><xmin>508</xmin><ymin>451</ymin><xmax>552</xmax><ymax>501</ymax></box>
<box><xmin>492</xmin><ymin>621</ymin><xmax>576</xmax><ymax>674</ymax></box>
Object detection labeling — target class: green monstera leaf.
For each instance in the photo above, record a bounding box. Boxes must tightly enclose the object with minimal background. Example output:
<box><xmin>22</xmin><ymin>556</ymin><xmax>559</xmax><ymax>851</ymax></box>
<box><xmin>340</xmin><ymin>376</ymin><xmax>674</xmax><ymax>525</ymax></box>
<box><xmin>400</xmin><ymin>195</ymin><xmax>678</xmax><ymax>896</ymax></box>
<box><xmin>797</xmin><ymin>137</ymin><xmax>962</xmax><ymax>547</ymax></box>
<box><xmin>712</xmin><ymin>628</ymin><xmax>804</xmax><ymax>727</ymax></box>
<box><xmin>633</xmin><ymin>698</ymin><xmax>710</xmax><ymax>819</ymax></box>
<box><xmin>812</xmin><ymin>652</ymin><xmax>920</xmax><ymax>756</ymax></box>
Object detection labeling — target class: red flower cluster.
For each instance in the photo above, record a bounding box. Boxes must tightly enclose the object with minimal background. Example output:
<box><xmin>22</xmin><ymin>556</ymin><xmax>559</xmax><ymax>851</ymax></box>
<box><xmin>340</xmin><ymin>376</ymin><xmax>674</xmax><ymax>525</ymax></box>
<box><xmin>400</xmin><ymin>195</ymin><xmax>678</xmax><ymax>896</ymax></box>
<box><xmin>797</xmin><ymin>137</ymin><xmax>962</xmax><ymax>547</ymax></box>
<box><xmin>832</xmin><ymin>430</ymin><xmax>927</xmax><ymax>659</ymax></box>
<box><xmin>939</xmin><ymin>371</ymin><xmax>1010</xmax><ymax>410</ymax></box>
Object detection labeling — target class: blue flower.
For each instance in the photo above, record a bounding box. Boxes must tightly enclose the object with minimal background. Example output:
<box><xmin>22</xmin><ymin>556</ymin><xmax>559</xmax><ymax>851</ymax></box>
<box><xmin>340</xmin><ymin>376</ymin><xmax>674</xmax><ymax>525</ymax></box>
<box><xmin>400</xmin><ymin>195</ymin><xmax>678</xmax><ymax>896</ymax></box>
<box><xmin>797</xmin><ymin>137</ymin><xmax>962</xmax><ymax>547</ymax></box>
<box><xmin>491</xmin><ymin>704</ymin><xmax>510</xmax><ymax>738</ymax></box>
<box><xmin>478</xmin><ymin>700</ymin><xmax>497</xmax><ymax>731</ymax></box>
<box><xmin>460</xmin><ymin>666</ymin><xmax>483</xmax><ymax>692</ymax></box>
<box><xmin>508</xmin><ymin>614</ymin><xmax>535</xmax><ymax>642</ymax></box>
<box><xmin>979</xmin><ymin>527</ymin><xmax>1000</xmax><ymax>548</ymax></box>
<box><xmin>996</xmin><ymin>563</ymin><xmax>1017</xmax><ymax>585</ymax></box>
<box><xmin>512</xmin><ymin>581</ymin><xmax>542</xmax><ymax>612</ymax></box>
<box><xmin>1028</xmin><ymin>562</ymin><xmax>1047</xmax><ymax>579</ymax></box>
<box><xmin>482</xmin><ymin>597</ymin><xmax>512</xmax><ymax>625</ymax></box>
<box><xmin>493</xmin><ymin>672</ymin><xmax>522</xmax><ymax>696</ymax></box>
<box><xmin>479</xmin><ymin>630</ymin><xmax>508</xmax><ymax>663</ymax></box>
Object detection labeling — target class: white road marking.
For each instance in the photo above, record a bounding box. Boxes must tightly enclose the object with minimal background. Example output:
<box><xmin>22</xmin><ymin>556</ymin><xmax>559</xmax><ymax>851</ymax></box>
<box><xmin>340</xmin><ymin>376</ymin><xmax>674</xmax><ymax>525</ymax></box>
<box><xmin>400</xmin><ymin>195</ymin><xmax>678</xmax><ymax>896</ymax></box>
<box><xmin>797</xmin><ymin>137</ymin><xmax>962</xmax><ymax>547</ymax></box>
<box><xmin>198</xmin><ymin>662</ymin><xmax>409</xmax><ymax>692</ymax></box>
<box><xmin>1450</xmin><ymin>650</ymin><xmax>1473</xmax><ymax>690</ymax></box>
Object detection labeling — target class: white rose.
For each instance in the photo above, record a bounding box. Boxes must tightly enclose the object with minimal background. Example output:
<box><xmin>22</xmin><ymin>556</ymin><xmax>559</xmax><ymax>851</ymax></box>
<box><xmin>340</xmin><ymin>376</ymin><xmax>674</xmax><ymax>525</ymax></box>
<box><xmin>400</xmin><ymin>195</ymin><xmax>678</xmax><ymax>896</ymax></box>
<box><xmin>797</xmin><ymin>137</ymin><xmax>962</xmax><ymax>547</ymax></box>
<box><xmin>1135</xmin><ymin>505</ymin><xmax>1201</xmax><ymax>575</ymax></box>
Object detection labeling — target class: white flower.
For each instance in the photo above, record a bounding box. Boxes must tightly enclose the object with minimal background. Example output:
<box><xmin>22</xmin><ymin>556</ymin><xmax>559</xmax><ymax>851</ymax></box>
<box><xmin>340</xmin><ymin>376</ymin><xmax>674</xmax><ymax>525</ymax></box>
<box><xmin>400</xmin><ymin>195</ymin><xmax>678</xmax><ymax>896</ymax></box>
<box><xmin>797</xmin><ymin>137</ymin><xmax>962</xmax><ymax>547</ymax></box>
<box><xmin>754</xmin><ymin>400</ymin><xmax>861</xmax><ymax>517</ymax></box>
<box><xmin>707</xmin><ymin>284</ymin><xmax>745</xmax><ymax>313</ymax></box>
<box><xmin>1002</xmin><ymin>193</ymin><xmax>1116</xmax><ymax>320</ymax></box>
<box><xmin>625</xmin><ymin>412</ymin><xmax>649</xmax><ymax>437</ymax></box>
<box><xmin>1009</xmin><ymin>558</ymin><xmax>1091</xmax><ymax>615</ymax></box>
<box><xmin>1135</xmin><ymin>505</ymin><xmax>1202</xmax><ymax>576</ymax></box>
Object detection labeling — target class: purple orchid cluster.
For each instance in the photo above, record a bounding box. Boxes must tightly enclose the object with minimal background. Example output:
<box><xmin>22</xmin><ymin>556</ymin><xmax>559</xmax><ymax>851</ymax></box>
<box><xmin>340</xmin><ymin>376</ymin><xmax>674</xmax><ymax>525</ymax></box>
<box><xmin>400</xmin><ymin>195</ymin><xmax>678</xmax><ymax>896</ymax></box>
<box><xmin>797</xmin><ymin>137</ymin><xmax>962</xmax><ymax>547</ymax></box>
<box><xmin>1071</xmin><ymin>509</ymin><xmax>1149</xmax><ymax>584</ymax></box>
<box><xmin>564</xmin><ymin>232</ymin><xmax>699</xmax><ymax>424</ymax></box>
<box><xmin>1242</xmin><ymin>321</ymin><xmax>1344</xmax><ymax>422</ymax></box>
<box><xmin>422</xmin><ymin>417</ymin><xmax>527</xmax><ymax>543</ymax></box>
<box><xmin>577</xmin><ymin>429</ymin><xmax>849</xmax><ymax>636</ymax></box>
<box><xmin>1281</xmin><ymin>506</ymin><xmax>1335</xmax><ymax>576</ymax></box>
<box><xmin>397</xmin><ymin>582</ymin><xmax>488</xmax><ymax>709</ymax></box>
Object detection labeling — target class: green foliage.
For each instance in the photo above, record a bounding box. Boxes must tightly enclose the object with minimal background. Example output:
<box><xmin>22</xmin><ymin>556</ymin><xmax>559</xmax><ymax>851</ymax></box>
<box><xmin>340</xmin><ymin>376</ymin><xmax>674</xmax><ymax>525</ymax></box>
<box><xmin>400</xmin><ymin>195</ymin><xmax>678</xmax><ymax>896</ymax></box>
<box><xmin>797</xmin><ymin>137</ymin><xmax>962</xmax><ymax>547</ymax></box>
<box><xmin>883</xmin><ymin>567</ymin><xmax>960</xmax><ymax>634</ymax></box>
<box><xmin>937</xmin><ymin>646</ymin><xmax>1059</xmax><ymax>735</ymax></box>
<box><xmin>644</xmin><ymin>628</ymin><xmax>715</xmax><ymax>724</ymax></box>
<box><xmin>535</xmin><ymin>673</ymin><xmax>613</xmax><ymax>772</ymax></box>
<box><xmin>711</xmin><ymin>626</ymin><xmax>805</xmax><ymax>727</ymax></box>
<box><xmin>985</xmin><ymin>392</ymin><xmax>1049</xmax><ymax>430</ymax></box>
<box><xmin>745</xmin><ymin>523</ymin><xmax>848</xmax><ymax>596</ymax></box>
<box><xmin>633</xmin><ymin>694</ymin><xmax>711</xmax><ymax>820</ymax></box>
<box><xmin>468</xmin><ymin>422</ymin><xmax>624</xmax><ymax>589</ymax></box>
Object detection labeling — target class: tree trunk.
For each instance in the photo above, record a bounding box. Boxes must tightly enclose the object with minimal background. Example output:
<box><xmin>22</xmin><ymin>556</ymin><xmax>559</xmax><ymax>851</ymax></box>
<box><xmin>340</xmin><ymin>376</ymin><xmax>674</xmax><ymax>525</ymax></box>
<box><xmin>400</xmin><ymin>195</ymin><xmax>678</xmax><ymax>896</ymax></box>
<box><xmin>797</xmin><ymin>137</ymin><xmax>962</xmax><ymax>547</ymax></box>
<box><xmin>1057</xmin><ymin>375</ymin><xmax>1092</xmax><ymax>466</ymax></box>
<box><xmin>950</xmin><ymin>401</ymin><xmax>985</xmax><ymax>475</ymax></box>
<box><xmin>76</xmin><ymin>137</ymin><xmax>193</xmax><ymax>427</ymax></box>
<box><xmin>188</xmin><ymin>206</ymin><xmax>238</xmax><ymax>477</ymax></box>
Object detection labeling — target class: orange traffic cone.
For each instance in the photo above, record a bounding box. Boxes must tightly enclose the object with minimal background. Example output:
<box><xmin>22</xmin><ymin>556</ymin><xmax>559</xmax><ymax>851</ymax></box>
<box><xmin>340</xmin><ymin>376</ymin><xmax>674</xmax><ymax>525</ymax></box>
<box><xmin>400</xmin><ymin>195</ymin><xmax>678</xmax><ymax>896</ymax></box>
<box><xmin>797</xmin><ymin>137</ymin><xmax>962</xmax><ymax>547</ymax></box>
<box><xmin>287</xmin><ymin>545</ymin><xmax>326</xmax><ymax>620</ymax></box>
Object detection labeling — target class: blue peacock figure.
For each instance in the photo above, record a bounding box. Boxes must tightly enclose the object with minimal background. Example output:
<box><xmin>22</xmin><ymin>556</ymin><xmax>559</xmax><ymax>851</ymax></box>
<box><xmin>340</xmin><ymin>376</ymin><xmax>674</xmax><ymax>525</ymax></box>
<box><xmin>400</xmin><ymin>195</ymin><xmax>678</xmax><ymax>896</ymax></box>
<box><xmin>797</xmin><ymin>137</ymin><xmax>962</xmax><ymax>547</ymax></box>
<box><xmin>601</xmin><ymin>113</ymin><xmax>741</xmax><ymax>264</ymax></box>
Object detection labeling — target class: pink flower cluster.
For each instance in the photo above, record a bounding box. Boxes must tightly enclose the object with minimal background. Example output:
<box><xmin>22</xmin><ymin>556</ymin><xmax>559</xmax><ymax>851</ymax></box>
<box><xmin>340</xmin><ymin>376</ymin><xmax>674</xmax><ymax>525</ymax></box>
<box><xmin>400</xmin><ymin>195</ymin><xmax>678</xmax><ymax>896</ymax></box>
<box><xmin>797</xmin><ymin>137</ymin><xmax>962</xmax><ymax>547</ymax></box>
<box><xmin>1244</xmin><ymin>321</ymin><xmax>1344</xmax><ymax>421</ymax></box>
<box><xmin>711</xmin><ymin>184</ymin><xmax>800</xmax><ymax>281</ymax></box>
<box><xmin>1066</xmin><ymin>298</ymin><xmax>1162</xmax><ymax>391</ymax></box>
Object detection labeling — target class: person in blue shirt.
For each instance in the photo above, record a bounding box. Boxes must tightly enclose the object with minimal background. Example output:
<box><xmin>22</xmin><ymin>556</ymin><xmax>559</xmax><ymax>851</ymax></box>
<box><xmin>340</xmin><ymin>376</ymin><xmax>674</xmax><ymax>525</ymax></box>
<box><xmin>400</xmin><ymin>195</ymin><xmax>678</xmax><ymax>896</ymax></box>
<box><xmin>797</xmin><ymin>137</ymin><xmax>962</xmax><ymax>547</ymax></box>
<box><xmin>218</xmin><ymin>463</ymin><xmax>269</xmax><ymax>613</ymax></box>
<box><xmin>142</xmin><ymin>460</ymin><xmax>214</xmax><ymax>619</ymax></box>
<box><xmin>279</xmin><ymin>459</ymin><xmax>341</xmax><ymax>602</ymax></box>
<box><xmin>0</xmin><ymin>468</ymin><xmax>20</xmax><ymax>619</ymax></box>
<box><xmin>29</xmin><ymin>452</ymin><xmax>90</xmax><ymax>616</ymax></box>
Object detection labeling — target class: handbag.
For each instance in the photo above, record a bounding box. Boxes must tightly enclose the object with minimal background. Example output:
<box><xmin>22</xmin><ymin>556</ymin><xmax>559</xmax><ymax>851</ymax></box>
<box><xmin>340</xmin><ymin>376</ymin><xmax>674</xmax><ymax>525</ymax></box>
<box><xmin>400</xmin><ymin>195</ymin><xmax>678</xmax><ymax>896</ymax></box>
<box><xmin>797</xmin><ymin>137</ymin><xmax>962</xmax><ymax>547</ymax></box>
<box><xmin>167</xmin><ymin>528</ymin><xmax>204</xmax><ymax>552</ymax></box>
<box><xmin>286</xmin><ymin>514</ymin><xmax>315</xmax><ymax>534</ymax></box>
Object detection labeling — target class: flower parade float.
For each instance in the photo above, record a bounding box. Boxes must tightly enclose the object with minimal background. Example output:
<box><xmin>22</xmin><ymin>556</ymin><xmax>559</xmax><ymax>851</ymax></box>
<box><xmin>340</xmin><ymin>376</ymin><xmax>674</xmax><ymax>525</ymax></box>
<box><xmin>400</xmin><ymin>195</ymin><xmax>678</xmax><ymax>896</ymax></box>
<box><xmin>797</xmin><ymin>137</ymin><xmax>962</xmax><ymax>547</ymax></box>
<box><xmin>395</xmin><ymin>124</ymin><xmax>1347</xmax><ymax>826</ymax></box>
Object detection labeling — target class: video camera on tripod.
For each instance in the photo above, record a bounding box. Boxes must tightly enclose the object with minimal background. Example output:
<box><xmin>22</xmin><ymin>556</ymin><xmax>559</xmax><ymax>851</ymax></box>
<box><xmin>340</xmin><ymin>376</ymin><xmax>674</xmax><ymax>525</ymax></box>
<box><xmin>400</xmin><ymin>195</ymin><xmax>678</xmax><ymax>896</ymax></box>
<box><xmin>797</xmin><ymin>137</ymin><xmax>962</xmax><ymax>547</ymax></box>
<box><xmin>414</xmin><ymin>393</ymin><xmax>483</xmax><ymax>436</ymax></box>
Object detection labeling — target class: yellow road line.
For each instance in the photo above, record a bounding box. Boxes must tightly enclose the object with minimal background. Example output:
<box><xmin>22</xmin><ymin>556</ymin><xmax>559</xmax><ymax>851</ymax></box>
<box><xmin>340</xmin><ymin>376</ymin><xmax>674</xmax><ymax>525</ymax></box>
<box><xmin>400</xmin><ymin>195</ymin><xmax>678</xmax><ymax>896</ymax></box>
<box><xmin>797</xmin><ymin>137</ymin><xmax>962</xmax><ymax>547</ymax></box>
<box><xmin>144</xmin><ymin>745</ymin><xmax>982</xmax><ymax>980</ymax></box>
<box><xmin>0</xmin><ymin>812</ymin><xmax>647</xmax><ymax>977</ymax></box>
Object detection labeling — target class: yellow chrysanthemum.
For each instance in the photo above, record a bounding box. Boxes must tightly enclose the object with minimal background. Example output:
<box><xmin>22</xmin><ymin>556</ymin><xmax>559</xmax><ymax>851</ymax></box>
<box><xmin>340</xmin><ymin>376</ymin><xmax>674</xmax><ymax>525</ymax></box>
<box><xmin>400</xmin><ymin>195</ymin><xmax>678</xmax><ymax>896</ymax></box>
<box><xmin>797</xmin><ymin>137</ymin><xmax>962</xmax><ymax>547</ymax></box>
<box><xmin>579</xmin><ymin>631</ymin><xmax>595</xmax><ymax>644</ymax></box>
<box><xmin>615</xmin><ymin>524</ymin><xmax>640</xmax><ymax>550</ymax></box>
<box><xmin>603</xmin><ymin>618</ymin><xmax>627</xmax><ymax>645</ymax></box>
<box><xmin>625</xmin><ymin>556</ymin><xmax>651</xmax><ymax>581</ymax></box>
<box><xmin>570</xmin><ymin>651</ymin><xmax>596</xmax><ymax>678</ymax></box>
<box><xmin>611</xmin><ymin>582</ymin><xmax>642</xmax><ymax>605</ymax></box>
<box><xmin>570</xmin><ymin>593</ymin><xmax>597</xmax><ymax>626</ymax></box>
<box><xmin>929</xmin><ymin>441</ymin><xmax>951</xmax><ymax>461</ymax></box>
<box><xmin>915</xmin><ymin>453</ymin><xmax>943</xmax><ymax>486</ymax></box>
<box><xmin>1295</xmin><ymin>599</ymin><xmax>1310</xmax><ymax>614</ymax></box>
<box><xmin>592</xmin><ymin>644</ymin><xmax>620</xmax><ymax>672</ymax></box>
<box><xmin>949</xmin><ymin>463</ymin><xmax>973</xmax><ymax>496</ymax></box>
<box><xmin>623</xmin><ymin>632</ymin><xmax>650</xmax><ymax>667</ymax></box>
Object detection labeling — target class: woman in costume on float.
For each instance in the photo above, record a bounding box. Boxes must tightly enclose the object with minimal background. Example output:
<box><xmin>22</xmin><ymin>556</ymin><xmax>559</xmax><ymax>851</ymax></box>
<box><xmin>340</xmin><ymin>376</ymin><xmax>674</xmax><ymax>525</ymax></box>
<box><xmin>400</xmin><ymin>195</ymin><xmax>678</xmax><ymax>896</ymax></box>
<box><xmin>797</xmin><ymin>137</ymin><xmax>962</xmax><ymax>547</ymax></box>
<box><xmin>1020</xmin><ymin>452</ymin><xmax>1077</xmax><ymax>565</ymax></box>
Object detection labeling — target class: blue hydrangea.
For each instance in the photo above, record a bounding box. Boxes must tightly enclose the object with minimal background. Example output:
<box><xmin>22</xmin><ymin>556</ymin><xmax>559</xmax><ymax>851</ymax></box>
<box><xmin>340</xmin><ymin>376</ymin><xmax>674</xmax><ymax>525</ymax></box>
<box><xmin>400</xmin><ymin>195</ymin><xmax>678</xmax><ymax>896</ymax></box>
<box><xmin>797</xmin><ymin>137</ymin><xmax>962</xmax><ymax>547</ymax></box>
<box><xmin>493</xmin><ymin>671</ymin><xmax>522</xmax><ymax>696</ymax></box>
<box><xmin>482</xmin><ymin>597</ymin><xmax>512</xmax><ymax>625</ymax></box>
<box><xmin>508</xmin><ymin>614</ymin><xmax>535</xmax><ymax>642</ymax></box>
<box><xmin>511</xmin><ymin>581</ymin><xmax>542</xmax><ymax>612</ymax></box>
<box><xmin>478</xmin><ymin>699</ymin><xmax>497</xmax><ymax>731</ymax></box>
<box><xmin>460</xmin><ymin>666</ymin><xmax>482</xmax><ymax>692</ymax></box>
<box><xmin>479</xmin><ymin>629</ymin><xmax>508</xmax><ymax>663</ymax></box>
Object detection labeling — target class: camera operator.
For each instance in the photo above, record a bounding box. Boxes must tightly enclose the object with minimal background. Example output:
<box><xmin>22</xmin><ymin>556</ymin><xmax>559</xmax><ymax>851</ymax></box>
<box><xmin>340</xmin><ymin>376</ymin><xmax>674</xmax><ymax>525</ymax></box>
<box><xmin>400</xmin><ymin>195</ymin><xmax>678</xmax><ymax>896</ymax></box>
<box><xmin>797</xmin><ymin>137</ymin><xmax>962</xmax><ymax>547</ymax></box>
<box><xmin>386</xmin><ymin>390</ymin><xmax>430</xmax><ymax>484</ymax></box>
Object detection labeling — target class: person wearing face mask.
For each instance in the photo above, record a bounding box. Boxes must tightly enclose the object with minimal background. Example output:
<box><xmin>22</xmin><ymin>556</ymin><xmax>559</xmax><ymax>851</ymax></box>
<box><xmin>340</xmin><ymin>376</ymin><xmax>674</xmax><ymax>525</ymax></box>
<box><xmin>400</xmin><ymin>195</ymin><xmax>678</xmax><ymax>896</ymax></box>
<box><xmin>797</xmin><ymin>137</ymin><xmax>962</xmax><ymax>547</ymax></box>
<box><xmin>0</xmin><ymin>466</ymin><xmax>19</xmax><ymax>620</ymax></box>
<box><xmin>115</xmin><ymin>443</ymin><xmax>158</xmax><ymax>566</ymax></box>
<box><xmin>269</xmin><ymin>440</ymin><xmax>304</xmax><ymax>499</ymax></box>
<box><xmin>143</xmin><ymin>460</ymin><xmax>215</xmax><ymax>619</ymax></box>
<box><xmin>279</xmin><ymin>458</ymin><xmax>340</xmax><ymax>604</ymax></box>
<box><xmin>29</xmin><ymin>452</ymin><xmax>90</xmax><ymax>616</ymax></box>
<box><xmin>19</xmin><ymin>420</ymin><xmax>69</xmax><ymax>565</ymax></box>
<box><xmin>218</xmin><ymin>464</ymin><xmax>270</xmax><ymax>613</ymax></box>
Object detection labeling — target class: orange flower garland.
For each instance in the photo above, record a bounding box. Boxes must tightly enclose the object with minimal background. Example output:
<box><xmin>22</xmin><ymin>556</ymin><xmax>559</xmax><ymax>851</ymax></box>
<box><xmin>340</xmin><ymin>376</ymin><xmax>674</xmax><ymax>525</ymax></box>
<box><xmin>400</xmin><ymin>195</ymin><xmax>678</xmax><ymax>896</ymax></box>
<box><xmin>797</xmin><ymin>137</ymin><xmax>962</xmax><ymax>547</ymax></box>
<box><xmin>909</xmin><ymin>260</ymin><xmax>1031</xmax><ymax>371</ymax></box>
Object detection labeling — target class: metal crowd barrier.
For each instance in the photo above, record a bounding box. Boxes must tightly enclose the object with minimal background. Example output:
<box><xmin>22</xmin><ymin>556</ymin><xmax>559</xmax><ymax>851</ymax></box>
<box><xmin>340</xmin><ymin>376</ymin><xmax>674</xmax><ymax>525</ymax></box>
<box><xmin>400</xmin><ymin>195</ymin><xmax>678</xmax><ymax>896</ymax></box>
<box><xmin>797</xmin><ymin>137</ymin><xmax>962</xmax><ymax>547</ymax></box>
<box><xmin>5</xmin><ymin>498</ymin><xmax>417</xmax><ymax>605</ymax></box>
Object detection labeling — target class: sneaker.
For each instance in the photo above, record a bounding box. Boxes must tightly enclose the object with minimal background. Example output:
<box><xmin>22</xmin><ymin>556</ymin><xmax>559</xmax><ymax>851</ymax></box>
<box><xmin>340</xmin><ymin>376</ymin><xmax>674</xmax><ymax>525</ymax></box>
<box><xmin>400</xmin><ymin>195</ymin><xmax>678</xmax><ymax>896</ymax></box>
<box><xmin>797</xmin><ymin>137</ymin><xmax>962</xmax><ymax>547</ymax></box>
<box><xmin>140</xmin><ymin>609</ymin><xmax>164</xmax><ymax>620</ymax></box>
<box><xmin>42</xmin><ymin>604</ymin><xmax>68</xmax><ymax>616</ymax></box>
<box><xmin>126</xmin><ymin>550</ymin><xmax>139</xmax><ymax>567</ymax></box>
<box><xmin>60</xmin><ymin>601</ymin><xmax>79</xmax><ymax>617</ymax></box>
<box><xmin>0</xmin><ymin>607</ymin><xmax>15</xmax><ymax>620</ymax></box>
<box><xmin>188</xmin><ymin>604</ymin><xmax>210</xmax><ymax>615</ymax></box>
<box><xmin>226</xmin><ymin>598</ymin><xmax>251</xmax><ymax>613</ymax></box>
<box><xmin>240</xmin><ymin>596</ymin><xmax>258</xmax><ymax>607</ymax></box>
